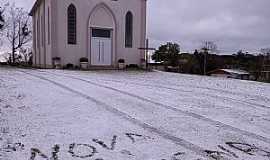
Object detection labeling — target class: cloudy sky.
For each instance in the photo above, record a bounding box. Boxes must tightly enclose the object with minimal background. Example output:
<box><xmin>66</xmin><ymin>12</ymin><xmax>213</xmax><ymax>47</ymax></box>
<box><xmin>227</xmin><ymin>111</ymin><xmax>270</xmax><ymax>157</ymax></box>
<box><xmin>8</xmin><ymin>0</ymin><xmax>270</xmax><ymax>54</ymax></box>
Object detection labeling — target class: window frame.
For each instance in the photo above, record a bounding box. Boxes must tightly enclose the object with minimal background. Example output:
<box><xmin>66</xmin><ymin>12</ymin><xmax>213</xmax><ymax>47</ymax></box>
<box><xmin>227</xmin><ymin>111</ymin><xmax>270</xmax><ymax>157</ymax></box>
<box><xmin>67</xmin><ymin>4</ymin><xmax>77</xmax><ymax>45</ymax></box>
<box><xmin>125</xmin><ymin>11</ymin><xmax>133</xmax><ymax>48</ymax></box>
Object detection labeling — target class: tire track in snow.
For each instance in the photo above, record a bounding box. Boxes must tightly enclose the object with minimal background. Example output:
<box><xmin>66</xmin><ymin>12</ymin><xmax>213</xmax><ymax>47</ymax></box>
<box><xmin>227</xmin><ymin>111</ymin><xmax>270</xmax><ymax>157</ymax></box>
<box><xmin>152</xmin><ymin>71</ymin><xmax>270</xmax><ymax>103</ymax></box>
<box><xmin>48</xmin><ymin>70</ymin><xmax>270</xmax><ymax>110</ymax></box>
<box><xmin>18</xmin><ymin>70</ymin><xmax>218</xmax><ymax>160</ymax></box>
<box><xmin>66</xmin><ymin>75</ymin><xmax>270</xmax><ymax>111</ymax></box>
<box><xmin>117</xmin><ymin>80</ymin><xmax>270</xmax><ymax>110</ymax></box>
<box><xmin>0</xmin><ymin>104</ymin><xmax>11</xmax><ymax>160</ymax></box>
<box><xmin>39</xmin><ymin>70</ymin><xmax>270</xmax><ymax>145</ymax></box>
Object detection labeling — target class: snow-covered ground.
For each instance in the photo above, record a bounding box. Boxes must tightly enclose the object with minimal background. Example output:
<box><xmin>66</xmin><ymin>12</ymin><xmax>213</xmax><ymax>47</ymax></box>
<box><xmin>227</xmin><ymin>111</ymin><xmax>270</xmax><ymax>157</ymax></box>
<box><xmin>0</xmin><ymin>54</ymin><xmax>6</xmax><ymax>63</ymax></box>
<box><xmin>0</xmin><ymin>67</ymin><xmax>270</xmax><ymax>160</ymax></box>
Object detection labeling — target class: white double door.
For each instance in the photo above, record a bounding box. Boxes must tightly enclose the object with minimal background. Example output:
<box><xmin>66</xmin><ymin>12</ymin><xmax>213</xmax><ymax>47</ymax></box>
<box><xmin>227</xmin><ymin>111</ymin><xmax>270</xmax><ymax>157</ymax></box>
<box><xmin>91</xmin><ymin>30</ymin><xmax>112</xmax><ymax>66</ymax></box>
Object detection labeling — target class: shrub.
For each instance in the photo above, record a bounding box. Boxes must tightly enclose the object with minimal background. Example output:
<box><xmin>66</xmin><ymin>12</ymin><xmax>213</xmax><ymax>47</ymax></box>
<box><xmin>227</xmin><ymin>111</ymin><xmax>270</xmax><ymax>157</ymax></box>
<box><xmin>80</xmin><ymin>57</ymin><xmax>89</xmax><ymax>63</ymax></box>
<box><xmin>118</xmin><ymin>59</ymin><xmax>125</xmax><ymax>63</ymax></box>
<box><xmin>127</xmin><ymin>64</ymin><xmax>139</xmax><ymax>68</ymax></box>
<box><xmin>65</xmin><ymin>63</ymin><xmax>74</xmax><ymax>69</ymax></box>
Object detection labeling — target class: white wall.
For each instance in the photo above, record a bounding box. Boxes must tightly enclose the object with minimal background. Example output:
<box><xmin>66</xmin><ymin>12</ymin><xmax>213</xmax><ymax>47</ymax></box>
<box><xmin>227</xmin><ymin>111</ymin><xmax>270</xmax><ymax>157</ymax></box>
<box><xmin>32</xmin><ymin>0</ymin><xmax>147</xmax><ymax>67</ymax></box>
<box><xmin>32</xmin><ymin>0</ymin><xmax>53</xmax><ymax>68</ymax></box>
<box><xmin>45</xmin><ymin>0</ymin><xmax>52</xmax><ymax>67</ymax></box>
<box><xmin>53</xmin><ymin>0</ymin><xmax>146</xmax><ymax>66</ymax></box>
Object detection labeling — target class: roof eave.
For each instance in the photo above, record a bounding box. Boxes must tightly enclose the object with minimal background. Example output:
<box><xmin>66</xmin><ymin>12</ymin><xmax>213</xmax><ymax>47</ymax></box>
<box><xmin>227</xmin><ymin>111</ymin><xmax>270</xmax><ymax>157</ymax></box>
<box><xmin>29</xmin><ymin>0</ymin><xmax>42</xmax><ymax>16</ymax></box>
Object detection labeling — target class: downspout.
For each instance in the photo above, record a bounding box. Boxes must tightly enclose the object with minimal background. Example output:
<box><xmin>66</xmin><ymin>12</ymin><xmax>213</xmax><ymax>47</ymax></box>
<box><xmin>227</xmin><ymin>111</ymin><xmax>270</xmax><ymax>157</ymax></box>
<box><xmin>51</xmin><ymin>0</ymin><xmax>58</xmax><ymax>65</ymax></box>
<box><xmin>141</xmin><ymin>0</ymin><xmax>147</xmax><ymax>61</ymax></box>
<box><xmin>38</xmin><ymin>8</ymin><xmax>41</xmax><ymax>66</ymax></box>
<box><xmin>33</xmin><ymin>14</ymin><xmax>36</xmax><ymax>66</ymax></box>
<box><xmin>43</xmin><ymin>0</ymin><xmax>47</xmax><ymax>68</ymax></box>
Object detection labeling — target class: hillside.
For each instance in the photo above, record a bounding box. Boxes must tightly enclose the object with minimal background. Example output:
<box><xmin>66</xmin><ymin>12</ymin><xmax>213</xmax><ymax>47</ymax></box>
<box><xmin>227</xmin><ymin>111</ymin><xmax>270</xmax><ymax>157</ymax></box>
<box><xmin>0</xmin><ymin>68</ymin><xmax>270</xmax><ymax>160</ymax></box>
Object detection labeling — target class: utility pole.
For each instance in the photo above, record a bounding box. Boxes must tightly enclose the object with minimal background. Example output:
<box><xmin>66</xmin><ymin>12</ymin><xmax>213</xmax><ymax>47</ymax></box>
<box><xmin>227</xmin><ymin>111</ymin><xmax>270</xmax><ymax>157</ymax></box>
<box><xmin>204</xmin><ymin>52</ymin><xmax>206</xmax><ymax>75</ymax></box>
<box><xmin>202</xmin><ymin>48</ymin><xmax>208</xmax><ymax>75</ymax></box>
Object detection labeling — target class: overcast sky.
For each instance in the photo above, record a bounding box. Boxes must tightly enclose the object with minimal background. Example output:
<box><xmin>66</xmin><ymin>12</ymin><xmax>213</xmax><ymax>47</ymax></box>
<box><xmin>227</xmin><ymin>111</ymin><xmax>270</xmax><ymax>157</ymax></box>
<box><xmin>7</xmin><ymin>0</ymin><xmax>270</xmax><ymax>54</ymax></box>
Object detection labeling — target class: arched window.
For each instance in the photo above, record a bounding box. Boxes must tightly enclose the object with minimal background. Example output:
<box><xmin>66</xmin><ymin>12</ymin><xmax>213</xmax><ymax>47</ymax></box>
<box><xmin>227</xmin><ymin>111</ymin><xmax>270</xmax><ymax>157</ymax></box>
<box><xmin>67</xmin><ymin>4</ymin><xmax>76</xmax><ymax>44</ymax></box>
<box><xmin>125</xmin><ymin>11</ymin><xmax>133</xmax><ymax>48</ymax></box>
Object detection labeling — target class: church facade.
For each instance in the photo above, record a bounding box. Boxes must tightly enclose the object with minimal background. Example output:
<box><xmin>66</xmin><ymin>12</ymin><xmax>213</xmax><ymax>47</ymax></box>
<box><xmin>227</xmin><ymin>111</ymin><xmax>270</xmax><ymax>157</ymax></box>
<box><xmin>30</xmin><ymin>0</ymin><xmax>147</xmax><ymax>68</ymax></box>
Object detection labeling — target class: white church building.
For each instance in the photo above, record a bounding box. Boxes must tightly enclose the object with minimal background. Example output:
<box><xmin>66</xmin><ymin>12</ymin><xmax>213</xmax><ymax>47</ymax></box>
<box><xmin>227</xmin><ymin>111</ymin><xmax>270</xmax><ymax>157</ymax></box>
<box><xmin>30</xmin><ymin>0</ymin><xmax>147</xmax><ymax>68</ymax></box>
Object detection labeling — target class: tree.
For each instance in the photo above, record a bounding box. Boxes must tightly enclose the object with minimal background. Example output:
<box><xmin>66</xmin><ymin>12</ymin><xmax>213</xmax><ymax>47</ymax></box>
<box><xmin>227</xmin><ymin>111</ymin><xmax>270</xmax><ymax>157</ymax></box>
<box><xmin>152</xmin><ymin>42</ymin><xmax>180</xmax><ymax>66</ymax></box>
<box><xmin>0</xmin><ymin>7</ymin><xmax>4</xmax><ymax>47</ymax></box>
<box><xmin>19</xmin><ymin>47</ymin><xmax>33</xmax><ymax>65</ymax></box>
<box><xmin>254</xmin><ymin>54</ymin><xmax>264</xmax><ymax>80</ymax></box>
<box><xmin>0</xmin><ymin>7</ymin><xmax>4</xmax><ymax>30</ymax></box>
<box><xmin>261</xmin><ymin>48</ymin><xmax>270</xmax><ymax>54</ymax></box>
<box><xmin>260</xmin><ymin>48</ymin><xmax>270</xmax><ymax>81</ymax></box>
<box><xmin>0</xmin><ymin>1</ymin><xmax>8</xmax><ymax>30</ymax></box>
<box><xmin>5</xmin><ymin>4</ymin><xmax>32</xmax><ymax>64</ymax></box>
<box><xmin>0</xmin><ymin>1</ymin><xmax>9</xmax><ymax>47</ymax></box>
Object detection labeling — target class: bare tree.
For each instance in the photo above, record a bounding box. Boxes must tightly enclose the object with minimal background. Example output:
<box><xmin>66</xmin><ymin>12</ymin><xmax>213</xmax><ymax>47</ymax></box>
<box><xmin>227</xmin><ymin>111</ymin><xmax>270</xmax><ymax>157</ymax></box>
<box><xmin>19</xmin><ymin>47</ymin><xmax>32</xmax><ymax>64</ymax></box>
<box><xmin>5</xmin><ymin>3</ymin><xmax>31</xmax><ymax>64</ymax></box>
<box><xmin>261</xmin><ymin>48</ymin><xmax>270</xmax><ymax>57</ymax></box>
<box><xmin>201</xmin><ymin>41</ymin><xmax>218</xmax><ymax>54</ymax></box>
<box><xmin>261</xmin><ymin>48</ymin><xmax>270</xmax><ymax>80</ymax></box>
<box><xmin>260</xmin><ymin>48</ymin><xmax>270</xmax><ymax>67</ymax></box>
<box><xmin>2</xmin><ymin>52</ymin><xmax>11</xmax><ymax>63</ymax></box>
<box><xmin>200</xmin><ymin>41</ymin><xmax>218</xmax><ymax>75</ymax></box>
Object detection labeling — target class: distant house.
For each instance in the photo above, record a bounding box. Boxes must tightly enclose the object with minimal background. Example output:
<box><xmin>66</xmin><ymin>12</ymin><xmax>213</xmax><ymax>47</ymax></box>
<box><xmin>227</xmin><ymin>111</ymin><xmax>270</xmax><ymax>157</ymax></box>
<box><xmin>148</xmin><ymin>61</ymin><xmax>165</xmax><ymax>71</ymax></box>
<box><xmin>208</xmin><ymin>69</ymin><xmax>250</xmax><ymax>80</ymax></box>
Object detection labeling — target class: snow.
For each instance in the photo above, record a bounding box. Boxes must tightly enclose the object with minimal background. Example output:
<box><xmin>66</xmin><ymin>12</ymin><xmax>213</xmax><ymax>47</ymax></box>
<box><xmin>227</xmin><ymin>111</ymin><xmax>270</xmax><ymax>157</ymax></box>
<box><xmin>0</xmin><ymin>67</ymin><xmax>270</xmax><ymax>160</ymax></box>
<box><xmin>220</xmin><ymin>69</ymin><xmax>250</xmax><ymax>75</ymax></box>
<box><xmin>0</xmin><ymin>54</ymin><xmax>6</xmax><ymax>63</ymax></box>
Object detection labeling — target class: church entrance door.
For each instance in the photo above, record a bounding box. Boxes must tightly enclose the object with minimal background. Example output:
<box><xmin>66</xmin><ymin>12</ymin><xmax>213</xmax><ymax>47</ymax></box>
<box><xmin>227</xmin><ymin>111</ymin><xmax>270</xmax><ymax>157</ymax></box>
<box><xmin>91</xmin><ymin>28</ymin><xmax>112</xmax><ymax>66</ymax></box>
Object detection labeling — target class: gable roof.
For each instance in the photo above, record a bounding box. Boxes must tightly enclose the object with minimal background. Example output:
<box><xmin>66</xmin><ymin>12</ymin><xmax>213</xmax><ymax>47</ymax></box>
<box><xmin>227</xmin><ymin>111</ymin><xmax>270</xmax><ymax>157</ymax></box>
<box><xmin>29</xmin><ymin>0</ymin><xmax>43</xmax><ymax>16</ymax></box>
<box><xmin>29</xmin><ymin>0</ymin><xmax>148</xmax><ymax>16</ymax></box>
<box><xmin>208</xmin><ymin>69</ymin><xmax>250</xmax><ymax>75</ymax></box>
